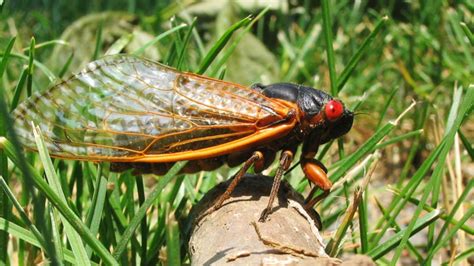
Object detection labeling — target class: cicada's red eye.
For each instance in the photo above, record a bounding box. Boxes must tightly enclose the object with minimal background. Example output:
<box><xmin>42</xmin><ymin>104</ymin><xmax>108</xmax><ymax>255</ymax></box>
<box><xmin>325</xmin><ymin>100</ymin><xmax>344</xmax><ymax>121</ymax></box>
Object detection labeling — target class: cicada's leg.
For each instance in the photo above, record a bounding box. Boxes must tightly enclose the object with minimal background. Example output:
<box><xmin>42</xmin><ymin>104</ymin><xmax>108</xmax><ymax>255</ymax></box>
<box><xmin>304</xmin><ymin>187</ymin><xmax>330</xmax><ymax>210</ymax></box>
<box><xmin>258</xmin><ymin>150</ymin><xmax>294</xmax><ymax>222</ymax></box>
<box><xmin>198</xmin><ymin>151</ymin><xmax>264</xmax><ymax>220</ymax></box>
<box><xmin>301</xmin><ymin>158</ymin><xmax>331</xmax><ymax>210</ymax></box>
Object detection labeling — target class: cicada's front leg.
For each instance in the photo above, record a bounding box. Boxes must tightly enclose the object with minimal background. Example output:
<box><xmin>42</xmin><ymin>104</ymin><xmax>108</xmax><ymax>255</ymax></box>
<box><xmin>300</xmin><ymin>136</ymin><xmax>332</xmax><ymax>211</ymax></box>
<box><xmin>301</xmin><ymin>158</ymin><xmax>332</xmax><ymax>210</ymax></box>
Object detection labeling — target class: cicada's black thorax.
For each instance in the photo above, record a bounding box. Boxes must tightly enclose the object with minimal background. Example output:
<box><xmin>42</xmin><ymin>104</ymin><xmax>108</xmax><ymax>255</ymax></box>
<box><xmin>253</xmin><ymin>82</ymin><xmax>331</xmax><ymax>116</ymax></box>
<box><xmin>253</xmin><ymin>82</ymin><xmax>354</xmax><ymax>145</ymax></box>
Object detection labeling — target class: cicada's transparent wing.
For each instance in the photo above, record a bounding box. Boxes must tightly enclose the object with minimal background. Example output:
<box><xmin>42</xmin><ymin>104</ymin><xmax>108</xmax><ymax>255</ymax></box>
<box><xmin>12</xmin><ymin>55</ymin><xmax>291</xmax><ymax>161</ymax></box>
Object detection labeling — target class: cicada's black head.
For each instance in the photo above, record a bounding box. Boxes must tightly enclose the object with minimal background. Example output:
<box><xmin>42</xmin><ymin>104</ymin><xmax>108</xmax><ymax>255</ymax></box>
<box><xmin>295</xmin><ymin>85</ymin><xmax>354</xmax><ymax>144</ymax></box>
<box><xmin>319</xmin><ymin>102</ymin><xmax>354</xmax><ymax>143</ymax></box>
<box><xmin>257</xmin><ymin>83</ymin><xmax>354</xmax><ymax>144</ymax></box>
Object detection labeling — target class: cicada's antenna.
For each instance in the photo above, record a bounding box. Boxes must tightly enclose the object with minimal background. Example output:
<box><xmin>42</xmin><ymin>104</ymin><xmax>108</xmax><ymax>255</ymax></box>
<box><xmin>353</xmin><ymin>111</ymin><xmax>369</xmax><ymax>117</ymax></box>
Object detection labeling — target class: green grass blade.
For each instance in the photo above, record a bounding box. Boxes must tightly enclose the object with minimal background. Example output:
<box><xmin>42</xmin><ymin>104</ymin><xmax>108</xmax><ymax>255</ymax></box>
<box><xmin>217</xmin><ymin>67</ymin><xmax>227</xmax><ymax>80</ymax></box>
<box><xmin>10</xmin><ymin>66</ymin><xmax>28</xmax><ymax>111</ymax></box>
<box><xmin>166</xmin><ymin>210</ymin><xmax>181</xmax><ymax>266</ymax></box>
<box><xmin>190</xmin><ymin>22</ymin><xmax>205</xmax><ymax>58</ymax></box>
<box><xmin>183</xmin><ymin>176</ymin><xmax>198</xmax><ymax>203</ymax></box>
<box><xmin>85</xmin><ymin>173</ymin><xmax>107</xmax><ymax>258</ymax></box>
<box><xmin>197</xmin><ymin>16</ymin><xmax>251</xmax><ymax>75</ymax></box>
<box><xmin>58</xmin><ymin>51</ymin><xmax>74</xmax><ymax>78</ymax></box>
<box><xmin>176</xmin><ymin>17</ymin><xmax>197</xmax><ymax>70</ymax></box>
<box><xmin>337</xmin><ymin>16</ymin><xmax>388</xmax><ymax>92</ymax></box>
<box><xmin>113</xmin><ymin>161</ymin><xmax>186</xmax><ymax>260</ymax></box>
<box><xmin>321</xmin><ymin>0</ymin><xmax>337</xmax><ymax>95</ymax></box>
<box><xmin>136</xmin><ymin>177</ymin><xmax>148</xmax><ymax>262</ymax></box>
<box><xmin>26</xmin><ymin>37</ymin><xmax>35</xmax><ymax>97</ymax></box>
<box><xmin>93</xmin><ymin>21</ymin><xmax>103</xmax><ymax>60</ymax></box>
<box><xmin>167</xmin><ymin>18</ymin><xmax>185</xmax><ymax>68</ymax></box>
<box><xmin>105</xmin><ymin>34</ymin><xmax>133</xmax><ymax>55</ymax></box>
<box><xmin>0</xmin><ymin>36</ymin><xmax>16</xmax><ymax>78</ymax></box>
<box><xmin>458</xmin><ymin>130</ymin><xmax>474</xmax><ymax>160</ymax></box>
<box><xmin>374</xmin><ymin>129</ymin><xmax>423</xmax><ymax>150</ymax></box>
<box><xmin>358</xmin><ymin>192</ymin><xmax>368</xmax><ymax>253</ymax></box>
<box><xmin>459</xmin><ymin>22</ymin><xmax>474</xmax><ymax>45</ymax></box>
<box><xmin>376</xmin><ymin>87</ymin><xmax>396</xmax><ymax>129</ymax></box>
<box><xmin>132</xmin><ymin>24</ymin><xmax>188</xmax><ymax>56</ymax></box>
<box><xmin>22</xmin><ymin>39</ymin><xmax>71</xmax><ymax>52</ymax></box>
<box><xmin>367</xmin><ymin>210</ymin><xmax>441</xmax><ymax>260</ymax></box>
<box><xmin>164</xmin><ymin>42</ymin><xmax>178</xmax><ymax>67</ymax></box>
<box><xmin>48</xmin><ymin>204</ymin><xmax>65</xmax><ymax>265</ymax></box>
<box><xmin>444</xmin><ymin>86</ymin><xmax>463</xmax><ymax>135</ymax></box>
<box><xmin>166</xmin><ymin>175</ymin><xmax>185</xmax><ymax>207</ymax></box>
<box><xmin>123</xmin><ymin>175</ymin><xmax>137</xmax><ymax>263</ymax></box>
<box><xmin>107</xmin><ymin>174</ymin><xmax>128</xmax><ymax>228</ymax></box>
<box><xmin>32</xmin><ymin>125</ymin><xmax>91</xmax><ymax>266</ymax></box>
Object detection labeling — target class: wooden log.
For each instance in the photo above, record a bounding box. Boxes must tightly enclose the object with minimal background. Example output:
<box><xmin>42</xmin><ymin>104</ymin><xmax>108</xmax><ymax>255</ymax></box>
<box><xmin>187</xmin><ymin>174</ymin><xmax>374</xmax><ymax>265</ymax></box>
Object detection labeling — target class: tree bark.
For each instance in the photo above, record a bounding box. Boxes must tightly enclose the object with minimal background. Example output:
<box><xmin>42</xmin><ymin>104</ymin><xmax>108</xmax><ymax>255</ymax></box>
<box><xmin>187</xmin><ymin>174</ymin><xmax>374</xmax><ymax>265</ymax></box>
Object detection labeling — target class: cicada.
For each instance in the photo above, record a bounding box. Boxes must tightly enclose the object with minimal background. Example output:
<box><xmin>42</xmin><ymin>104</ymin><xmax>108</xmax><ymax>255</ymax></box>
<box><xmin>12</xmin><ymin>55</ymin><xmax>353</xmax><ymax>222</ymax></box>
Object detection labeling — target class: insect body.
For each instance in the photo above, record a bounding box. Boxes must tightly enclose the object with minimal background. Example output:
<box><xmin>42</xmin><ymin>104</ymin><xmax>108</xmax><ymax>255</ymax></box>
<box><xmin>13</xmin><ymin>55</ymin><xmax>353</xmax><ymax>222</ymax></box>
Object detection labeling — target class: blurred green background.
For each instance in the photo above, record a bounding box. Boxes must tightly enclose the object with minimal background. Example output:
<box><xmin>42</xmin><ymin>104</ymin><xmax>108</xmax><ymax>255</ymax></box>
<box><xmin>0</xmin><ymin>0</ymin><xmax>472</xmax><ymax>265</ymax></box>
